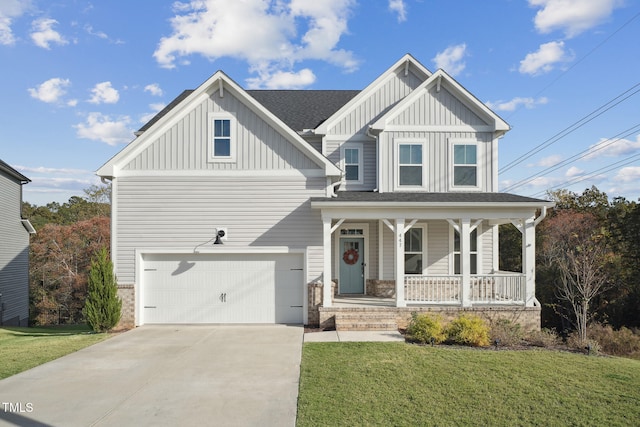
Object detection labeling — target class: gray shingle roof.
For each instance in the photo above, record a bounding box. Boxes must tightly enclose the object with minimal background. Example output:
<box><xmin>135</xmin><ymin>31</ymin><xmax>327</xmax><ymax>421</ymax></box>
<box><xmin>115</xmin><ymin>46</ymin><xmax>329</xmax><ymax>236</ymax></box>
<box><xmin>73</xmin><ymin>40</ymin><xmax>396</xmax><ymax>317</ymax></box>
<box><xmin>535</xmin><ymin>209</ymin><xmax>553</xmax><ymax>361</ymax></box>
<box><xmin>137</xmin><ymin>88</ymin><xmax>360</xmax><ymax>134</ymax></box>
<box><xmin>247</xmin><ymin>90</ymin><xmax>360</xmax><ymax>131</ymax></box>
<box><xmin>0</xmin><ymin>159</ymin><xmax>30</xmax><ymax>183</ymax></box>
<box><xmin>312</xmin><ymin>191</ymin><xmax>551</xmax><ymax>204</ymax></box>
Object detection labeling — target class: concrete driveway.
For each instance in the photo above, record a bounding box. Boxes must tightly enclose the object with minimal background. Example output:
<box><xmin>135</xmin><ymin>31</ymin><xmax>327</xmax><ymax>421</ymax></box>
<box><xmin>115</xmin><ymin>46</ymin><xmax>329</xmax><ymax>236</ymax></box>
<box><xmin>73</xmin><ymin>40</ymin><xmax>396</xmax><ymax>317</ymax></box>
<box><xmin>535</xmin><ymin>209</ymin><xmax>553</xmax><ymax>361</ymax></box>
<box><xmin>0</xmin><ymin>325</ymin><xmax>303</xmax><ymax>427</ymax></box>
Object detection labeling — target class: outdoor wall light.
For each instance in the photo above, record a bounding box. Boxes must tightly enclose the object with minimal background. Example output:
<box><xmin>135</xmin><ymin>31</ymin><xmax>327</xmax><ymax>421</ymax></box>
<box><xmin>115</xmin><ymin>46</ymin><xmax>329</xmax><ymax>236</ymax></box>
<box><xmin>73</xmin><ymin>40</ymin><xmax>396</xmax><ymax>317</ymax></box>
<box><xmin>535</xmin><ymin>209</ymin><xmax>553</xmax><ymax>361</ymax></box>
<box><xmin>214</xmin><ymin>227</ymin><xmax>227</xmax><ymax>245</ymax></box>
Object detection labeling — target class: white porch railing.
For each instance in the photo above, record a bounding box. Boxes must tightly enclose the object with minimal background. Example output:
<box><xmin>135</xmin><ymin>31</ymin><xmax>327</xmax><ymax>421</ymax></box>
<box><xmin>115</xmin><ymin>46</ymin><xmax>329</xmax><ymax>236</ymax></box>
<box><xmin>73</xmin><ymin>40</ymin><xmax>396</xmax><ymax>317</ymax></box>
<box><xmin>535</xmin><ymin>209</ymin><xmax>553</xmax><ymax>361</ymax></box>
<box><xmin>404</xmin><ymin>273</ymin><xmax>526</xmax><ymax>305</ymax></box>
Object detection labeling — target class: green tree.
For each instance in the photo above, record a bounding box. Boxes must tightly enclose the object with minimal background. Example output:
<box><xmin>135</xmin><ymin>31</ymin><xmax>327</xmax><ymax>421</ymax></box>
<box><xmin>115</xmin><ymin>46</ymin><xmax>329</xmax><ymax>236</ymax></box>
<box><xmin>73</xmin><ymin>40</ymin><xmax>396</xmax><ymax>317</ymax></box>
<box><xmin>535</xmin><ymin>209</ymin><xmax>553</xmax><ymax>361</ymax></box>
<box><xmin>83</xmin><ymin>247</ymin><xmax>121</xmax><ymax>332</ymax></box>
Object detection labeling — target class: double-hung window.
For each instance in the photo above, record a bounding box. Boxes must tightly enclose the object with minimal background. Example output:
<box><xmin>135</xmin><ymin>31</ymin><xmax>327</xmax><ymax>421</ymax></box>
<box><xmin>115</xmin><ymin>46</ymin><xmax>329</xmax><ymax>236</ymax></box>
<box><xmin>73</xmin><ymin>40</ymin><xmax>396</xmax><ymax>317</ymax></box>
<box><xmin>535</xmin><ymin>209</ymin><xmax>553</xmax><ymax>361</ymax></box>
<box><xmin>399</xmin><ymin>143</ymin><xmax>422</xmax><ymax>186</ymax></box>
<box><xmin>453</xmin><ymin>228</ymin><xmax>478</xmax><ymax>274</ymax></box>
<box><xmin>404</xmin><ymin>227</ymin><xmax>423</xmax><ymax>275</ymax></box>
<box><xmin>341</xmin><ymin>143</ymin><xmax>363</xmax><ymax>184</ymax></box>
<box><xmin>452</xmin><ymin>143</ymin><xmax>477</xmax><ymax>187</ymax></box>
<box><xmin>209</xmin><ymin>113</ymin><xmax>235</xmax><ymax>162</ymax></box>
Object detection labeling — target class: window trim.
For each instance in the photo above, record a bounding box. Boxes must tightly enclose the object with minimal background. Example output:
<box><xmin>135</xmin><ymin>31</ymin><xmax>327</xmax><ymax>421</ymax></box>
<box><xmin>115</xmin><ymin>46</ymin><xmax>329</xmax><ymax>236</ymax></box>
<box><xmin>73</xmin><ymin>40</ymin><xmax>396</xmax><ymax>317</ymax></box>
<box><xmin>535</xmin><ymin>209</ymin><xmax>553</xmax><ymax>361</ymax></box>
<box><xmin>394</xmin><ymin>139</ymin><xmax>425</xmax><ymax>190</ymax></box>
<box><xmin>449</xmin><ymin>139</ymin><xmax>481</xmax><ymax>191</ymax></box>
<box><xmin>208</xmin><ymin>113</ymin><xmax>236</xmax><ymax>163</ymax></box>
<box><xmin>340</xmin><ymin>142</ymin><xmax>364</xmax><ymax>185</ymax></box>
<box><xmin>404</xmin><ymin>224</ymin><xmax>427</xmax><ymax>275</ymax></box>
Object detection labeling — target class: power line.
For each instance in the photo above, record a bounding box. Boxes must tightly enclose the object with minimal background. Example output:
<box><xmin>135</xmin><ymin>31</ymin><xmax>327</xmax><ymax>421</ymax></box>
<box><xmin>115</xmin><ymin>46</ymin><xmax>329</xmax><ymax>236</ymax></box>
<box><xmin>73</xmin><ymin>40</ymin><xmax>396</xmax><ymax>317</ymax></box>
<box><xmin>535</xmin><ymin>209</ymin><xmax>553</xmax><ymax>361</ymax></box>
<box><xmin>499</xmin><ymin>82</ymin><xmax>640</xmax><ymax>175</ymax></box>
<box><xmin>529</xmin><ymin>152</ymin><xmax>640</xmax><ymax>199</ymax></box>
<box><xmin>502</xmin><ymin>123</ymin><xmax>640</xmax><ymax>193</ymax></box>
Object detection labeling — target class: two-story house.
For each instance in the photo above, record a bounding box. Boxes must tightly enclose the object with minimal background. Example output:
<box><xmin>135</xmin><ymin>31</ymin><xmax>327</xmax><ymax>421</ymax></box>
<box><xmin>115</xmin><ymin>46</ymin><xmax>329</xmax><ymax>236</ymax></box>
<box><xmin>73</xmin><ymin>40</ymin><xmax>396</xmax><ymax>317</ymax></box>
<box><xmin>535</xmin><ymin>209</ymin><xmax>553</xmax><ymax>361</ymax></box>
<box><xmin>0</xmin><ymin>159</ymin><xmax>35</xmax><ymax>326</ymax></box>
<box><xmin>97</xmin><ymin>54</ymin><xmax>552</xmax><ymax>331</ymax></box>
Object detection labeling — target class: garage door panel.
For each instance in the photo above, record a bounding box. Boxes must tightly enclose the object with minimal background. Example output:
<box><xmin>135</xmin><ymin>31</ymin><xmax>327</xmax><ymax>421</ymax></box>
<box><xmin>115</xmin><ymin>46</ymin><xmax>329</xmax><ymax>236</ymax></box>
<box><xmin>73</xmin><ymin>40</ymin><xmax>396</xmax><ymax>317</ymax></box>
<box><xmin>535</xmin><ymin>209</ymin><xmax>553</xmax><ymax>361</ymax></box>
<box><xmin>142</xmin><ymin>253</ymin><xmax>303</xmax><ymax>324</ymax></box>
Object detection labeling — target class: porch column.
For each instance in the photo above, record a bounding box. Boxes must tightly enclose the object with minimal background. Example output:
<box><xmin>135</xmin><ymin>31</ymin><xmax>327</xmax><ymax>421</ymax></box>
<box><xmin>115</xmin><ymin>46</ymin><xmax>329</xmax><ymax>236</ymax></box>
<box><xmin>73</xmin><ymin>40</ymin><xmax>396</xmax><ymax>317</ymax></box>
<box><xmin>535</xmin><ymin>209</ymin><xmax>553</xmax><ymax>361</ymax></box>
<box><xmin>522</xmin><ymin>216</ymin><xmax>536</xmax><ymax>307</ymax></box>
<box><xmin>460</xmin><ymin>218</ymin><xmax>472</xmax><ymax>307</ymax></box>
<box><xmin>322</xmin><ymin>216</ymin><xmax>332</xmax><ymax>307</ymax></box>
<box><xmin>395</xmin><ymin>218</ymin><xmax>406</xmax><ymax>307</ymax></box>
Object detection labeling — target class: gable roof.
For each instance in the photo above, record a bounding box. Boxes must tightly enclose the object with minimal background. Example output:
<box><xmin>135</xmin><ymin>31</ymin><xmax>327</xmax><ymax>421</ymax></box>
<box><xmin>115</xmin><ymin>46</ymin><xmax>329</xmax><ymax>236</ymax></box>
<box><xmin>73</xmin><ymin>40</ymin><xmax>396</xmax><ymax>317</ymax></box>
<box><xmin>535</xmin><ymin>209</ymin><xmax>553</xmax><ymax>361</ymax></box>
<box><xmin>314</xmin><ymin>53</ymin><xmax>432</xmax><ymax>135</ymax></box>
<box><xmin>370</xmin><ymin>69</ymin><xmax>510</xmax><ymax>135</ymax></box>
<box><xmin>97</xmin><ymin>71</ymin><xmax>343</xmax><ymax>178</ymax></box>
<box><xmin>0</xmin><ymin>159</ymin><xmax>30</xmax><ymax>184</ymax></box>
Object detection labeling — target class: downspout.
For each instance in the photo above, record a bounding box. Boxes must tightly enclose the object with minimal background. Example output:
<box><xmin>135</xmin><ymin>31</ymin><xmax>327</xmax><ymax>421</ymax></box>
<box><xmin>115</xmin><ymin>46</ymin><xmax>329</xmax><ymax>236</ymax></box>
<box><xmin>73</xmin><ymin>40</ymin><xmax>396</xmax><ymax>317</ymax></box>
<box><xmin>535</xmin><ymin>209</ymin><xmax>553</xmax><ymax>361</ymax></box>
<box><xmin>366</xmin><ymin>126</ymin><xmax>380</xmax><ymax>192</ymax></box>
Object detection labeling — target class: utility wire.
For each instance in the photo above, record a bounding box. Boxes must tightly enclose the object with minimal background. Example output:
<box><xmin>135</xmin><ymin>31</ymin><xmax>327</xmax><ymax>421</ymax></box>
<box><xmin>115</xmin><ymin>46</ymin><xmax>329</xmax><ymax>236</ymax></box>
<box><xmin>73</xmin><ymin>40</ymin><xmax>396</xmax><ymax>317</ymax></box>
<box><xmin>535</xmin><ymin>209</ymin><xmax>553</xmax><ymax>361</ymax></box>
<box><xmin>530</xmin><ymin>152</ymin><xmax>640</xmax><ymax>199</ymax></box>
<box><xmin>502</xmin><ymin>123</ymin><xmax>640</xmax><ymax>193</ymax></box>
<box><xmin>499</xmin><ymin>83</ymin><xmax>640</xmax><ymax>174</ymax></box>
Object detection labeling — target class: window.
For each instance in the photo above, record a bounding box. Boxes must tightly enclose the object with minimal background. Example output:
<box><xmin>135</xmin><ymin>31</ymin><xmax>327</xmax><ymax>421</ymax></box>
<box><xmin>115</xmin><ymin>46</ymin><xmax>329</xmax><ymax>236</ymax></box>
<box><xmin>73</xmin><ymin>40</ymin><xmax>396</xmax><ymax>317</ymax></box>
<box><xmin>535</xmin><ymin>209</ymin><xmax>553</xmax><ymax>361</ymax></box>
<box><xmin>399</xmin><ymin>144</ymin><xmax>422</xmax><ymax>186</ymax></box>
<box><xmin>453</xmin><ymin>144</ymin><xmax>477</xmax><ymax>186</ymax></box>
<box><xmin>209</xmin><ymin>113</ymin><xmax>235</xmax><ymax>161</ymax></box>
<box><xmin>453</xmin><ymin>228</ymin><xmax>477</xmax><ymax>274</ymax></box>
<box><xmin>405</xmin><ymin>227</ymin><xmax>423</xmax><ymax>275</ymax></box>
<box><xmin>341</xmin><ymin>144</ymin><xmax>363</xmax><ymax>183</ymax></box>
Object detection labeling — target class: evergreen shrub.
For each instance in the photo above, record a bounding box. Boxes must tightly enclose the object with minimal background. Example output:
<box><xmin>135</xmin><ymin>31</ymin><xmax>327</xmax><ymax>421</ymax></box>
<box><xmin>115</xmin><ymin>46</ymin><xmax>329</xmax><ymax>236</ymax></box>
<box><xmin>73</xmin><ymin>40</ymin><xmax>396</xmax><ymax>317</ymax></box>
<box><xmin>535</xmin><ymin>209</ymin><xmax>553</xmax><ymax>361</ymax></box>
<box><xmin>83</xmin><ymin>247</ymin><xmax>121</xmax><ymax>332</ymax></box>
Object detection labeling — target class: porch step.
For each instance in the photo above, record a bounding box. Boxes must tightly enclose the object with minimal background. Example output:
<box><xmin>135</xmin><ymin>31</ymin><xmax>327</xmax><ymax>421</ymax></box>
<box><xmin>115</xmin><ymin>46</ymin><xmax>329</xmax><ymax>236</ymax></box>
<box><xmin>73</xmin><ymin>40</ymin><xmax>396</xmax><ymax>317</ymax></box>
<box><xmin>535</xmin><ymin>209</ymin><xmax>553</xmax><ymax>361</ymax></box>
<box><xmin>334</xmin><ymin>312</ymin><xmax>399</xmax><ymax>332</ymax></box>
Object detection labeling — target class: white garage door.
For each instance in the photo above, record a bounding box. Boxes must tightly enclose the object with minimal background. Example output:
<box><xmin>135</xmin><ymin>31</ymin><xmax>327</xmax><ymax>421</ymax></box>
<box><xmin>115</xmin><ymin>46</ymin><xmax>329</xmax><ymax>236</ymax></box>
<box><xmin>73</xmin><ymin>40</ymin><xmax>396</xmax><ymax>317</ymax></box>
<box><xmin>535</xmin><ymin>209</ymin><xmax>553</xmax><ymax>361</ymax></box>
<box><xmin>141</xmin><ymin>253</ymin><xmax>304</xmax><ymax>324</ymax></box>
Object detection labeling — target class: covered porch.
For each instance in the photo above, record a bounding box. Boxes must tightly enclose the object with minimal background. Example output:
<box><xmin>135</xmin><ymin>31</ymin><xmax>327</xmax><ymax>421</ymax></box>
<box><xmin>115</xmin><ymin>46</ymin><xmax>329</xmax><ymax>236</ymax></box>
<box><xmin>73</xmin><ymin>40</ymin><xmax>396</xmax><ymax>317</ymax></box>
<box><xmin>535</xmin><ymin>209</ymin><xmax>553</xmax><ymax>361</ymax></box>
<box><xmin>311</xmin><ymin>192</ymin><xmax>554</xmax><ymax>312</ymax></box>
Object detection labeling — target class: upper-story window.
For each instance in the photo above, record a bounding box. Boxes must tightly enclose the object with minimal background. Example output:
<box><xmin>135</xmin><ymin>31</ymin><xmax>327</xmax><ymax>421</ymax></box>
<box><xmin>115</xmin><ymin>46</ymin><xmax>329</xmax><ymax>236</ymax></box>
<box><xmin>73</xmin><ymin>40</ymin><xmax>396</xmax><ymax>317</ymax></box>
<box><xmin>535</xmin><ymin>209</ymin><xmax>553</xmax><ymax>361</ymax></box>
<box><xmin>452</xmin><ymin>142</ymin><xmax>478</xmax><ymax>188</ymax></box>
<box><xmin>398</xmin><ymin>143</ymin><xmax>422</xmax><ymax>186</ymax></box>
<box><xmin>209</xmin><ymin>113</ymin><xmax>236</xmax><ymax>162</ymax></box>
<box><xmin>341</xmin><ymin>143</ymin><xmax>363</xmax><ymax>184</ymax></box>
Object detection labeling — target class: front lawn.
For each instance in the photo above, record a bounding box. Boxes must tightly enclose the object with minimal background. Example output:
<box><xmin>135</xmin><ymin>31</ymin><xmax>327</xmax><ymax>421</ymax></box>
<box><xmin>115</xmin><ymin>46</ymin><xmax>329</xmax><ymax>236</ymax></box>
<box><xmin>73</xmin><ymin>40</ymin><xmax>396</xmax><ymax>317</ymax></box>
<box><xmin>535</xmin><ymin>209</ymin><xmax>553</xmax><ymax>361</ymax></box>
<box><xmin>0</xmin><ymin>325</ymin><xmax>111</xmax><ymax>379</ymax></box>
<box><xmin>297</xmin><ymin>343</ymin><xmax>640</xmax><ymax>426</ymax></box>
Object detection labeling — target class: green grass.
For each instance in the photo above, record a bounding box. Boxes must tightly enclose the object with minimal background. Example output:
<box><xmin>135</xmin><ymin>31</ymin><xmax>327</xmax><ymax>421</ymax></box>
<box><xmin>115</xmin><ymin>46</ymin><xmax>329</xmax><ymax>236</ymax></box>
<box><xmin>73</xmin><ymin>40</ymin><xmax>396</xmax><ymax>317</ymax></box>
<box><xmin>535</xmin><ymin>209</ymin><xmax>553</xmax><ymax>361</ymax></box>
<box><xmin>297</xmin><ymin>343</ymin><xmax>640</xmax><ymax>426</ymax></box>
<box><xmin>0</xmin><ymin>325</ymin><xmax>111</xmax><ymax>379</ymax></box>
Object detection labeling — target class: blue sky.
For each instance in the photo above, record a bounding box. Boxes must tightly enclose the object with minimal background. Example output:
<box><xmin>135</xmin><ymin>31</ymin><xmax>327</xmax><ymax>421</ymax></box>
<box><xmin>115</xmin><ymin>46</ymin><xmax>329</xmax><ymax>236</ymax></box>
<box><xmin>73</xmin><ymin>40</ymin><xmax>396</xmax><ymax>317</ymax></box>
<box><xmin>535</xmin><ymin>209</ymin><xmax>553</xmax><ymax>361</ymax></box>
<box><xmin>1</xmin><ymin>0</ymin><xmax>639</xmax><ymax>206</ymax></box>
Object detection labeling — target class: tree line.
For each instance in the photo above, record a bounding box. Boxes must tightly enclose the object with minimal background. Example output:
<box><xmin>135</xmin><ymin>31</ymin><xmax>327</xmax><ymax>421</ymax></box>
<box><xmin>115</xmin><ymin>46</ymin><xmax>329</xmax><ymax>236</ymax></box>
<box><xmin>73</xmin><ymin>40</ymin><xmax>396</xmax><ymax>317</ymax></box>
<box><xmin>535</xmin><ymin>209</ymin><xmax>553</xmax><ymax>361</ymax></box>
<box><xmin>25</xmin><ymin>184</ymin><xmax>640</xmax><ymax>336</ymax></box>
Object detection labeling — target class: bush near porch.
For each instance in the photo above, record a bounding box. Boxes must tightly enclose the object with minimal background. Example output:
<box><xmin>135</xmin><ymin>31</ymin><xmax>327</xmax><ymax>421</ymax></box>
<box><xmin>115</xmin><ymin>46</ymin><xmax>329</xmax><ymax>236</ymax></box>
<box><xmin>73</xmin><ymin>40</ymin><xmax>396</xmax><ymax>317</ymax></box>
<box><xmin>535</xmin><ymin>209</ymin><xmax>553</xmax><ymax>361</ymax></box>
<box><xmin>297</xmin><ymin>343</ymin><xmax>640</xmax><ymax>426</ymax></box>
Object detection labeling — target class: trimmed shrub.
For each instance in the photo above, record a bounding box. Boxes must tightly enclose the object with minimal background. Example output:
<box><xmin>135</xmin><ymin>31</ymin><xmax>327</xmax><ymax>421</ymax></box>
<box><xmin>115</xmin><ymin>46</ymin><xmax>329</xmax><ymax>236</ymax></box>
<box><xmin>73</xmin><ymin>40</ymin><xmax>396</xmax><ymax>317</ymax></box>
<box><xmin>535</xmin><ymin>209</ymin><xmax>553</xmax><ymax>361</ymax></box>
<box><xmin>526</xmin><ymin>328</ymin><xmax>561</xmax><ymax>348</ymax></box>
<box><xmin>406</xmin><ymin>313</ymin><xmax>446</xmax><ymax>344</ymax></box>
<box><xmin>445</xmin><ymin>314</ymin><xmax>491</xmax><ymax>347</ymax></box>
<box><xmin>490</xmin><ymin>318</ymin><xmax>524</xmax><ymax>346</ymax></box>
<box><xmin>83</xmin><ymin>247</ymin><xmax>122</xmax><ymax>332</ymax></box>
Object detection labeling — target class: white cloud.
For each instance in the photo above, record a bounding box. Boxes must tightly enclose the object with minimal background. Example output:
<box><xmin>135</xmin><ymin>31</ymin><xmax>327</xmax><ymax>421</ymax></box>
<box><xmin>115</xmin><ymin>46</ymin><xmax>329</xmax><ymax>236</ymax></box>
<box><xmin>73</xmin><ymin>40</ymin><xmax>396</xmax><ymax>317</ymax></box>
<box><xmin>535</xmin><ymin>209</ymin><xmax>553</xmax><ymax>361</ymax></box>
<box><xmin>519</xmin><ymin>41</ymin><xmax>572</xmax><ymax>75</ymax></box>
<box><xmin>486</xmin><ymin>96</ymin><xmax>548</xmax><ymax>111</ymax></box>
<box><xmin>74</xmin><ymin>112</ymin><xmax>133</xmax><ymax>145</ymax></box>
<box><xmin>28</xmin><ymin>77</ymin><xmax>71</xmax><ymax>103</ymax></box>
<box><xmin>15</xmin><ymin>165</ymin><xmax>91</xmax><ymax>175</ymax></box>
<box><xmin>613</xmin><ymin>166</ymin><xmax>640</xmax><ymax>183</ymax></box>
<box><xmin>30</xmin><ymin>18</ymin><xmax>67</xmax><ymax>49</ymax></box>
<box><xmin>246</xmin><ymin>68</ymin><xmax>315</xmax><ymax>89</ymax></box>
<box><xmin>0</xmin><ymin>0</ymin><xmax>31</xmax><ymax>45</ymax></box>
<box><xmin>84</xmin><ymin>24</ymin><xmax>108</xmax><ymax>39</ymax></box>
<box><xmin>388</xmin><ymin>0</ymin><xmax>407</xmax><ymax>23</ymax></box>
<box><xmin>529</xmin><ymin>0</ymin><xmax>622</xmax><ymax>38</ymax></box>
<box><xmin>153</xmin><ymin>0</ymin><xmax>358</xmax><ymax>88</ymax></box>
<box><xmin>88</xmin><ymin>81</ymin><xmax>119</xmax><ymax>104</ymax></box>
<box><xmin>584</xmin><ymin>135</ymin><xmax>640</xmax><ymax>159</ymax></box>
<box><xmin>139</xmin><ymin>103</ymin><xmax>166</xmax><ymax>124</ymax></box>
<box><xmin>144</xmin><ymin>83</ymin><xmax>164</xmax><ymax>96</ymax></box>
<box><xmin>565</xmin><ymin>166</ymin><xmax>584</xmax><ymax>177</ymax></box>
<box><xmin>432</xmin><ymin>43</ymin><xmax>467</xmax><ymax>76</ymax></box>
<box><xmin>528</xmin><ymin>154</ymin><xmax>563</xmax><ymax>168</ymax></box>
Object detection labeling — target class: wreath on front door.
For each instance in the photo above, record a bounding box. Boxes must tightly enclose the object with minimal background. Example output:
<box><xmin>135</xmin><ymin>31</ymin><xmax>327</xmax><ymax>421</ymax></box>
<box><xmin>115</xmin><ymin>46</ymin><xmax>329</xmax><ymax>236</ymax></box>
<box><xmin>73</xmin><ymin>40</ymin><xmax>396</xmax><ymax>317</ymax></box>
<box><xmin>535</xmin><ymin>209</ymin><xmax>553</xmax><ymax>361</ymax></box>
<box><xmin>343</xmin><ymin>249</ymin><xmax>359</xmax><ymax>265</ymax></box>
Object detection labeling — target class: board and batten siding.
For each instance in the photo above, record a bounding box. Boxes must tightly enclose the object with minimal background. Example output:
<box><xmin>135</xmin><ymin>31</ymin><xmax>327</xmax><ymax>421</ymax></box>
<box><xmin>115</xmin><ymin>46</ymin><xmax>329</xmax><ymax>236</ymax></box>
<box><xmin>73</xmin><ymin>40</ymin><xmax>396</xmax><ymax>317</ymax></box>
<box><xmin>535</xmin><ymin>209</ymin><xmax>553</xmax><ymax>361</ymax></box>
<box><xmin>114</xmin><ymin>175</ymin><xmax>327</xmax><ymax>285</ymax></box>
<box><xmin>123</xmin><ymin>90</ymin><xmax>319</xmax><ymax>172</ymax></box>
<box><xmin>327</xmin><ymin>68</ymin><xmax>423</xmax><ymax>137</ymax></box>
<box><xmin>325</xmin><ymin>139</ymin><xmax>377</xmax><ymax>191</ymax></box>
<box><xmin>0</xmin><ymin>172</ymin><xmax>29</xmax><ymax>326</ymax></box>
<box><xmin>378</xmin><ymin>131</ymin><xmax>494</xmax><ymax>193</ymax></box>
<box><xmin>390</xmin><ymin>85</ymin><xmax>488</xmax><ymax>127</ymax></box>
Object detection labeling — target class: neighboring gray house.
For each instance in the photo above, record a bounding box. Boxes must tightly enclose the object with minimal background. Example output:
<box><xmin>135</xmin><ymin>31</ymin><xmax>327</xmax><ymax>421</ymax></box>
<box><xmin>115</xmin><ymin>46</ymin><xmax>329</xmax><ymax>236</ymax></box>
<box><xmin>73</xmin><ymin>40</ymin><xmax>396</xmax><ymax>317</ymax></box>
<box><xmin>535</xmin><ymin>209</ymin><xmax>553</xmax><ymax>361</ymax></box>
<box><xmin>0</xmin><ymin>159</ymin><xmax>35</xmax><ymax>326</ymax></box>
<box><xmin>97</xmin><ymin>54</ymin><xmax>553</xmax><ymax>330</ymax></box>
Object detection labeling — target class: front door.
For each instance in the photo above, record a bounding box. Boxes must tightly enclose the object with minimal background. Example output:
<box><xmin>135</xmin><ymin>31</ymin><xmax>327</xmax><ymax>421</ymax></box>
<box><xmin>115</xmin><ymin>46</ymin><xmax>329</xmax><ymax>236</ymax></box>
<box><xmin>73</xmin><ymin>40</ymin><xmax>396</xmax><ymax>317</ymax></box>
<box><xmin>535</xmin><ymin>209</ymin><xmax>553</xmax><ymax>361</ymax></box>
<box><xmin>339</xmin><ymin>237</ymin><xmax>364</xmax><ymax>294</ymax></box>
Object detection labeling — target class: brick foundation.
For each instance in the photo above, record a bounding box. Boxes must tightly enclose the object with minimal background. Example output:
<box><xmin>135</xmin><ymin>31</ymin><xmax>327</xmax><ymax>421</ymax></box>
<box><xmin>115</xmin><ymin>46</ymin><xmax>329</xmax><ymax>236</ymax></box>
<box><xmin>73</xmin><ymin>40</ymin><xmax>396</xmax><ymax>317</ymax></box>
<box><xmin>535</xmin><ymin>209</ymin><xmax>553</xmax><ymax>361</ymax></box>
<box><xmin>307</xmin><ymin>281</ymin><xmax>335</xmax><ymax>328</ymax></box>
<box><xmin>366</xmin><ymin>279</ymin><xmax>396</xmax><ymax>297</ymax></box>
<box><xmin>116</xmin><ymin>284</ymin><xmax>135</xmax><ymax>330</ymax></box>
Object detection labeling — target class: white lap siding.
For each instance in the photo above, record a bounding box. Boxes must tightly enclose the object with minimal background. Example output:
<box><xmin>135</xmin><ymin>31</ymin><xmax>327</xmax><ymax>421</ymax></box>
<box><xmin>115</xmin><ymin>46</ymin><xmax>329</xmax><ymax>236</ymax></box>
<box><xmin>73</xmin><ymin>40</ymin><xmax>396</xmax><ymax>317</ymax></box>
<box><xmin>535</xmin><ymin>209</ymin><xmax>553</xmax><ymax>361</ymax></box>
<box><xmin>113</xmin><ymin>175</ymin><xmax>326</xmax><ymax>285</ymax></box>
